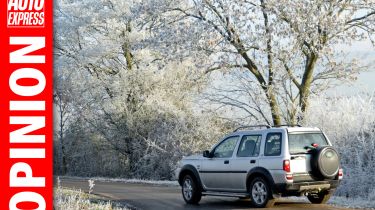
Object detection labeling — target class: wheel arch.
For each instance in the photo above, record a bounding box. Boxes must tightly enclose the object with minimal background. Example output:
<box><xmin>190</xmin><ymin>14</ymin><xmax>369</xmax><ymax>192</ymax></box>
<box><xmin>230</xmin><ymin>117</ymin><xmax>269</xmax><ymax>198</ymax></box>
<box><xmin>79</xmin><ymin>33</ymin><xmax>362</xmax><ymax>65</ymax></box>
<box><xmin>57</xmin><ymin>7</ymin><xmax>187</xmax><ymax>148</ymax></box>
<box><xmin>246</xmin><ymin>167</ymin><xmax>276</xmax><ymax>194</ymax></box>
<box><xmin>178</xmin><ymin>164</ymin><xmax>203</xmax><ymax>191</ymax></box>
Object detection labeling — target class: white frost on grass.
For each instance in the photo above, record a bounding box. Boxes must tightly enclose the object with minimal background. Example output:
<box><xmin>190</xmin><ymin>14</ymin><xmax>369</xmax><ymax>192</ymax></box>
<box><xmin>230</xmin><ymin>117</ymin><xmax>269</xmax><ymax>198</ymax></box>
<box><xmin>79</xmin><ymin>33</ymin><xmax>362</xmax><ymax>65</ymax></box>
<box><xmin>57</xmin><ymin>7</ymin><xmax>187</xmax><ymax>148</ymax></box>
<box><xmin>54</xmin><ymin>187</ymin><xmax>130</xmax><ymax>210</ymax></box>
<box><xmin>280</xmin><ymin>196</ymin><xmax>375</xmax><ymax>209</ymax></box>
<box><xmin>329</xmin><ymin>196</ymin><xmax>375</xmax><ymax>210</ymax></box>
<box><xmin>93</xmin><ymin>177</ymin><xmax>179</xmax><ymax>187</ymax></box>
<box><xmin>55</xmin><ymin>177</ymin><xmax>133</xmax><ymax>210</ymax></box>
<box><xmin>61</xmin><ymin>176</ymin><xmax>179</xmax><ymax>187</ymax></box>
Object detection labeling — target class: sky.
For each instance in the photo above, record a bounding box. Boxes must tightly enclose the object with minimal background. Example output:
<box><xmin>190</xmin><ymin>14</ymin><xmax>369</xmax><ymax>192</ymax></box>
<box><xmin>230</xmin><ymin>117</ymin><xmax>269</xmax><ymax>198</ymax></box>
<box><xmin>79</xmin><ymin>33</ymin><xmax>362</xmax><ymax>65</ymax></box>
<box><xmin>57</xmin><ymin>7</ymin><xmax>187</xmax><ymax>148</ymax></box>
<box><xmin>331</xmin><ymin>40</ymin><xmax>375</xmax><ymax>96</ymax></box>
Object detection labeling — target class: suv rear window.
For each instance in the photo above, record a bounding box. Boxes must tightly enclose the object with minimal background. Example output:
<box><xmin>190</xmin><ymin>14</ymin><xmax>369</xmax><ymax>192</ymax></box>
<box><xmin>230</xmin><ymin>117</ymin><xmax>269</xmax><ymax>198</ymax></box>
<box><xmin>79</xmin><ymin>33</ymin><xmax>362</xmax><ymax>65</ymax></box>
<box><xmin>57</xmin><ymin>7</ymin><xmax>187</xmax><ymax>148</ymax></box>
<box><xmin>288</xmin><ymin>133</ymin><xmax>328</xmax><ymax>154</ymax></box>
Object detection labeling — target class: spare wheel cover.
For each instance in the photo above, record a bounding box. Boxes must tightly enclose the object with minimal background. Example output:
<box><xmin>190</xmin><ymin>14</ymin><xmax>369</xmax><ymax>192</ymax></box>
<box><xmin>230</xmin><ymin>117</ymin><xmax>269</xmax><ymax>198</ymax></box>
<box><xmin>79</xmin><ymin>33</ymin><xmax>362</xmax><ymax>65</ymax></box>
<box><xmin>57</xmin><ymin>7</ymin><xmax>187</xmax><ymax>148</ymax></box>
<box><xmin>318</xmin><ymin>146</ymin><xmax>339</xmax><ymax>179</ymax></box>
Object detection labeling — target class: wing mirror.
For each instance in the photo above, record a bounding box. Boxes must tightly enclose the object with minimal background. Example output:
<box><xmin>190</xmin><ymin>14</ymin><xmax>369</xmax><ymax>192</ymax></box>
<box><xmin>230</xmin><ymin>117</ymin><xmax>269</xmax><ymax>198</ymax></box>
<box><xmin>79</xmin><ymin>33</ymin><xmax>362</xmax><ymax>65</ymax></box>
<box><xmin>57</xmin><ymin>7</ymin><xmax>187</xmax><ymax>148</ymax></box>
<box><xmin>203</xmin><ymin>150</ymin><xmax>211</xmax><ymax>158</ymax></box>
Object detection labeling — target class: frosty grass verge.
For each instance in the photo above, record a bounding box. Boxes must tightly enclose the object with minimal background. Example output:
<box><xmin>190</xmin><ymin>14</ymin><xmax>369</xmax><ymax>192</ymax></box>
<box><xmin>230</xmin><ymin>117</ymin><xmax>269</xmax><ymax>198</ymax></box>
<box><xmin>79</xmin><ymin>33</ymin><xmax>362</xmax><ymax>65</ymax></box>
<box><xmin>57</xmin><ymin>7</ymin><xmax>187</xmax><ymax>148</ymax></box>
<box><xmin>54</xmin><ymin>177</ymin><xmax>132</xmax><ymax>210</ymax></box>
<box><xmin>60</xmin><ymin>176</ymin><xmax>374</xmax><ymax>209</ymax></box>
<box><xmin>61</xmin><ymin>175</ymin><xmax>179</xmax><ymax>187</ymax></box>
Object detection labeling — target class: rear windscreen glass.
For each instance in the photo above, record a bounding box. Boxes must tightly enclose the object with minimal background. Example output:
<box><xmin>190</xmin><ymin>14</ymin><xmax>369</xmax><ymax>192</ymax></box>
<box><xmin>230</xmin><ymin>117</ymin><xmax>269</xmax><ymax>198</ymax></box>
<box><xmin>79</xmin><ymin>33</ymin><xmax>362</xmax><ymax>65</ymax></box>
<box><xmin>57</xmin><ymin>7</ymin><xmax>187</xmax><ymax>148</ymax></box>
<box><xmin>288</xmin><ymin>133</ymin><xmax>328</xmax><ymax>154</ymax></box>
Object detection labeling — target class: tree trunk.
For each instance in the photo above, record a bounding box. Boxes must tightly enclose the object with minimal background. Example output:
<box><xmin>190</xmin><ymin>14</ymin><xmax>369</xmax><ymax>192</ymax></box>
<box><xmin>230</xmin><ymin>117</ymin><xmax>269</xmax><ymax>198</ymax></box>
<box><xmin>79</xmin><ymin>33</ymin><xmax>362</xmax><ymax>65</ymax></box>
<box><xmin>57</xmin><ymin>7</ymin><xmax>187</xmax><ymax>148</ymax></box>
<box><xmin>266</xmin><ymin>89</ymin><xmax>282</xmax><ymax>126</ymax></box>
<box><xmin>61</xmin><ymin>143</ymin><xmax>67</xmax><ymax>175</ymax></box>
<box><xmin>300</xmin><ymin>54</ymin><xmax>318</xmax><ymax>114</ymax></box>
<box><xmin>288</xmin><ymin>105</ymin><xmax>298</xmax><ymax>125</ymax></box>
<box><xmin>59</xmin><ymin>100</ymin><xmax>68</xmax><ymax>175</ymax></box>
<box><xmin>260</xmin><ymin>0</ymin><xmax>281</xmax><ymax>126</ymax></box>
<box><xmin>122</xmin><ymin>21</ymin><xmax>133</xmax><ymax>71</ymax></box>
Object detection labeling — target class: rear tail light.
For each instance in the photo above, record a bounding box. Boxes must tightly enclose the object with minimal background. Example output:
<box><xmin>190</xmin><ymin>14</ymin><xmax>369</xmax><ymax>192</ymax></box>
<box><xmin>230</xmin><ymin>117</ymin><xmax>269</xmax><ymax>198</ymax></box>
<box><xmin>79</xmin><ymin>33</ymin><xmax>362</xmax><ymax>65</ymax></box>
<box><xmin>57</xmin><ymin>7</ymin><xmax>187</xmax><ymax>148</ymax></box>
<box><xmin>283</xmin><ymin>160</ymin><xmax>290</xmax><ymax>172</ymax></box>
<box><xmin>338</xmin><ymin>168</ymin><xmax>343</xmax><ymax>179</ymax></box>
<box><xmin>283</xmin><ymin>160</ymin><xmax>293</xmax><ymax>181</ymax></box>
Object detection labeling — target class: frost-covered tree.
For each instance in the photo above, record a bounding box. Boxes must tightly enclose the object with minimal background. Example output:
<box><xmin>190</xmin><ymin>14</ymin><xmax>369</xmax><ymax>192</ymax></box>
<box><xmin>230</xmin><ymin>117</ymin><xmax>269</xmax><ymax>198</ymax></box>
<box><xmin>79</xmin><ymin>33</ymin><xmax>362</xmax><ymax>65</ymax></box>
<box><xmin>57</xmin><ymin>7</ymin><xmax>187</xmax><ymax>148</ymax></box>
<box><xmin>53</xmin><ymin>63</ymin><xmax>82</xmax><ymax>174</ymax></box>
<box><xmin>134</xmin><ymin>0</ymin><xmax>375</xmax><ymax>125</ymax></box>
<box><xmin>305</xmin><ymin>94</ymin><xmax>375</xmax><ymax>199</ymax></box>
<box><xmin>54</xmin><ymin>0</ymin><xmax>231</xmax><ymax>178</ymax></box>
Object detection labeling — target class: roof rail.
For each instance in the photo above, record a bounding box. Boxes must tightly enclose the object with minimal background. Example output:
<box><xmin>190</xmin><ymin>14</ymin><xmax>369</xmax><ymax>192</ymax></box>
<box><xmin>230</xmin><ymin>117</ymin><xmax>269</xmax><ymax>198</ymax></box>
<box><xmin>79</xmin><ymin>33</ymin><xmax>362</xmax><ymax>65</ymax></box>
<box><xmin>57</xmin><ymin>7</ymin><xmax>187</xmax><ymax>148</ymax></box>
<box><xmin>233</xmin><ymin>125</ymin><xmax>271</xmax><ymax>132</ymax></box>
<box><xmin>273</xmin><ymin>124</ymin><xmax>302</xmax><ymax>127</ymax></box>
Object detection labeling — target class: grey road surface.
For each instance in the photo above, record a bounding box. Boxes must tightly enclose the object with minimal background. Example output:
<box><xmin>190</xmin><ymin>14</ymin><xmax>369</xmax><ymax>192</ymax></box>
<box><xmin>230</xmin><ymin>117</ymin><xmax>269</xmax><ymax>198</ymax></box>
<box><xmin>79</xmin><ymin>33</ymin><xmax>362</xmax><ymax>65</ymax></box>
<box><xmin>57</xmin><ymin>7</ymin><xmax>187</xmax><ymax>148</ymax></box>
<box><xmin>60</xmin><ymin>178</ymin><xmax>352</xmax><ymax>210</ymax></box>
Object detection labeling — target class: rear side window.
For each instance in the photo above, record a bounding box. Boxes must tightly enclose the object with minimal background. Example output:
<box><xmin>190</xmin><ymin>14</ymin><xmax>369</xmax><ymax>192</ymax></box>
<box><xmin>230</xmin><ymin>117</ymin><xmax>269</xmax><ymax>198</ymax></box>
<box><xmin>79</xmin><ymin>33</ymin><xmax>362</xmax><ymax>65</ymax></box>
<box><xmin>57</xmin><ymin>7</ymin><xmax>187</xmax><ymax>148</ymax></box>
<box><xmin>237</xmin><ymin>135</ymin><xmax>262</xmax><ymax>157</ymax></box>
<box><xmin>264</xmin><ymin>133</ymin><xmax>282</xmax><ymax>156</ymax></box>
<box><xmin>288</xmin><ymin>133</ymin><xmax>328</xmax><ymax>154</ymax></box>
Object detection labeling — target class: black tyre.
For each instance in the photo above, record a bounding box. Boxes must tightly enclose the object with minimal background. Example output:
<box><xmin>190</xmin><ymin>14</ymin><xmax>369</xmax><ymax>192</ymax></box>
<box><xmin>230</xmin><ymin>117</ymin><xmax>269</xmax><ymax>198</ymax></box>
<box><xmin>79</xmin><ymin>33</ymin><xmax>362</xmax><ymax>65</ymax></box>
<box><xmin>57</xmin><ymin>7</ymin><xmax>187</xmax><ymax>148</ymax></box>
<box><xmin>311</xmin><ymin>146</ymin><xmax>340</xmax><ymax>179</ymax></box>
<box><xmin>181</xmin><ymin>174</ymin><xmax>201</xmax><ymax>204</ymax></box>
<box><xmin>307</xmin><ymin>191</ymin><xmax>333</xmax><ymax>204</ymax></box>
<box><xmin>249</xmin><ymin>177</ymin><xmax>275</xmax><ymax>208</ymax></box>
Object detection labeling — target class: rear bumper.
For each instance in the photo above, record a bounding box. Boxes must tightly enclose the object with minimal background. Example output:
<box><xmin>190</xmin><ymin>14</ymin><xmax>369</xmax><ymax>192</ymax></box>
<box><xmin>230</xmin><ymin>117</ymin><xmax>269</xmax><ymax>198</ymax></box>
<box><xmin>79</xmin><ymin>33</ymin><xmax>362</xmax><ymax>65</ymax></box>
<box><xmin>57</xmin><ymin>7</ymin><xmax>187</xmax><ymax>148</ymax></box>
<box><xmin>274</xmin><ymin>180</ymin><xmax>339</xmax><ymax>195</ymax></box>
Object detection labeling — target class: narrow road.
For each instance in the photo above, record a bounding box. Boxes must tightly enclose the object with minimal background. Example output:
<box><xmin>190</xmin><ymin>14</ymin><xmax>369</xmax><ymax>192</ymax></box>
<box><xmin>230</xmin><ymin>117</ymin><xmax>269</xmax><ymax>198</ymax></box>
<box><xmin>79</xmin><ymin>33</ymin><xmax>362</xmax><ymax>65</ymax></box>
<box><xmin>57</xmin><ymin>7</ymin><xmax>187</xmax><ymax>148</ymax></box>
<box><xmin>60</xmin><ymin>178</ymin><xmax>351</xmax><ymax>210</ymax></box>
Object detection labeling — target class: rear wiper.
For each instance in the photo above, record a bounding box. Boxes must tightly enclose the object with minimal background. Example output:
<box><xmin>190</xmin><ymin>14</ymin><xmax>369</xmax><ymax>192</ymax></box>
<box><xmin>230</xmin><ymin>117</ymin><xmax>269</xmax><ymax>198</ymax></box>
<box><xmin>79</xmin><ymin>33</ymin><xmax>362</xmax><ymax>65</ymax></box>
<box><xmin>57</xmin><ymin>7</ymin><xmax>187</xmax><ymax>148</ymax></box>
<box><xmin>304</xmin><ymin>145</ymin><xmax>315</xmax><ymax>150</ymax></box>
<box><xmin>291</xmin><ymin>145</ymin><xmax>318</xmax><ymax>155</ymax></box>
<box><xmin>291</xmin><ymin>151</ymin><xmax>309</xmax><ymax>155</ymax></box>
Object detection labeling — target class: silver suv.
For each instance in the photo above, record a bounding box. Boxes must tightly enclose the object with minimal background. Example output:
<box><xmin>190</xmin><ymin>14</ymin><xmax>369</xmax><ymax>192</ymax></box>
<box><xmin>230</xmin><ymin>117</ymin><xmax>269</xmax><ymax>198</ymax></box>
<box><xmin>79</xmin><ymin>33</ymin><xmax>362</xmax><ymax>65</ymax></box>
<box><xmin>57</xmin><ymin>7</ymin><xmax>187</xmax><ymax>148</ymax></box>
<box><xmin>177</xmin><ymin>125</ymin><xmax>343</xmax><ymax>208</ymax></box>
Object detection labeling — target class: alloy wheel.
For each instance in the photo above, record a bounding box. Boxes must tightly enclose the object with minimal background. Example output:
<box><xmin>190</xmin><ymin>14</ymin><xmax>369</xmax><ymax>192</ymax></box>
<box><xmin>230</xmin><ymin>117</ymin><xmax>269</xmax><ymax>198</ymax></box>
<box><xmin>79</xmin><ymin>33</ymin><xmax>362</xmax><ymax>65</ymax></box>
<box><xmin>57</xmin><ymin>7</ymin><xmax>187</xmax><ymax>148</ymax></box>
<box><xmin>183</xmin><ymin>178</ymin><xmax>193</xmax><ymax>200</ymax></box>
<box><xmin>251</xmin><ymin>181</ymin><xmax>268</xmax><ymax>205</ymax></box>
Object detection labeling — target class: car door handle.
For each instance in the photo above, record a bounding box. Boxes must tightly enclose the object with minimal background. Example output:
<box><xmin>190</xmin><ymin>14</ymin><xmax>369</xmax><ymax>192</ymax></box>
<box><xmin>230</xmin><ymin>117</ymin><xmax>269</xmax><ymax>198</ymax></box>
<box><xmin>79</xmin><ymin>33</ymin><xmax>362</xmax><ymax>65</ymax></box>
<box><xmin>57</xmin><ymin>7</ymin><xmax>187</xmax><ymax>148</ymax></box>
<box><xmin>224</xmin><ymin>160</ymin><xmax>229</xmax><ymax>164</ymax></box>
<box><xmin>250</xmin><ymin>160</ymin><xmax>256</xmax><ymax>164</ymax></box>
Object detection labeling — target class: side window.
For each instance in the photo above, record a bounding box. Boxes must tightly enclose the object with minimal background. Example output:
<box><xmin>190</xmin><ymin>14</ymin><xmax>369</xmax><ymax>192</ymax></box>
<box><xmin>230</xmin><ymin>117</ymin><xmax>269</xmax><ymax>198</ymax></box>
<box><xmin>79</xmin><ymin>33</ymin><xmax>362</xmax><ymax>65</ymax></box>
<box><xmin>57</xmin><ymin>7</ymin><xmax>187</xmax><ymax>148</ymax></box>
<box><xmin>237</xmin><ymin>135</ymin><xmax>262</xmax><ymax>157</ymax></box>
<box><xmin>213</xmin><ymin>136</ymin><xmax>239</xmax><ymax>158</ymax></box>
<box><xmin>265</xmin><ymin>133</ymin><xmax>282</xmax><ymax>156</ymax></box>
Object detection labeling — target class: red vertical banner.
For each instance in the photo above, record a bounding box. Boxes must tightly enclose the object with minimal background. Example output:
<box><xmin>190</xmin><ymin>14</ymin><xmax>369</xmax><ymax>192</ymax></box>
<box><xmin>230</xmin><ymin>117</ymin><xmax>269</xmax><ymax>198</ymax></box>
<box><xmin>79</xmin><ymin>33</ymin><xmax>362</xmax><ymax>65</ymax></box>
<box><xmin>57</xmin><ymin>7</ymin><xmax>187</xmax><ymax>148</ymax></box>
<box><xmin>0</xmin><ymin>0</ymin><xmax>53</xmax><ymax>210</ymax></box>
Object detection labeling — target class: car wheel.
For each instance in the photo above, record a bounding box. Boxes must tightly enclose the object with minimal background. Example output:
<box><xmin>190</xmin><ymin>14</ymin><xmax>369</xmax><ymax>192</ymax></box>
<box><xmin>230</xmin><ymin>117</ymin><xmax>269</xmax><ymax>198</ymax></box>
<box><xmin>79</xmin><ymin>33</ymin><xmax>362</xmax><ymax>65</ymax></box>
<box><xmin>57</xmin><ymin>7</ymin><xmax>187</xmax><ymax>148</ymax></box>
<box><xmin>307</xmin><ymin>191</ymin><xmax>333</xmax><ymax>204</ymax></box>
<box><xmin>182</xmin><ymin>174</ymin><xmax>201</xmax><ymax>204</ymax></box>
<box><xmin>249</xmin><ymin>177</ymin><xmax>275</xmax><ymax>208</ymax></box>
